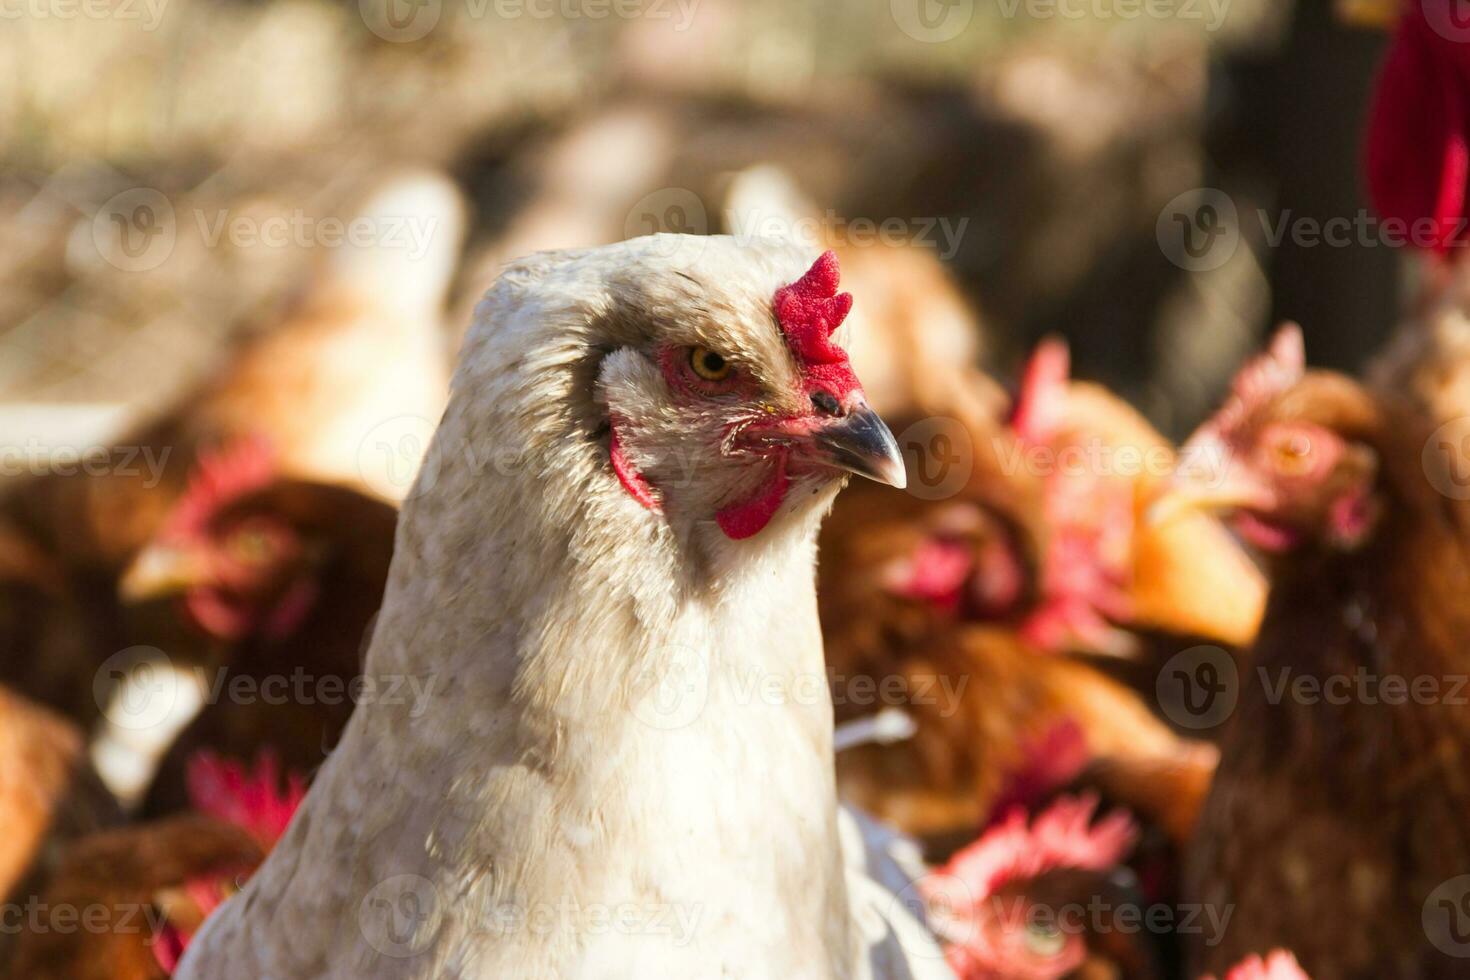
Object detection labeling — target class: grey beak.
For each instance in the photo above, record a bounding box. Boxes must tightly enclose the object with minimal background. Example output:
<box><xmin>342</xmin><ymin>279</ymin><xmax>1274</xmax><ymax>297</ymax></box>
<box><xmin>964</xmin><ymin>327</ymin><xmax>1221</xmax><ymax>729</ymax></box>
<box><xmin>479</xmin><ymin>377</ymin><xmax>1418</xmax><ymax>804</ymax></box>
<box><xmin>813</xmin><ymin>405</ymin><xmax>907</xmax><ymax>489</ymax></box>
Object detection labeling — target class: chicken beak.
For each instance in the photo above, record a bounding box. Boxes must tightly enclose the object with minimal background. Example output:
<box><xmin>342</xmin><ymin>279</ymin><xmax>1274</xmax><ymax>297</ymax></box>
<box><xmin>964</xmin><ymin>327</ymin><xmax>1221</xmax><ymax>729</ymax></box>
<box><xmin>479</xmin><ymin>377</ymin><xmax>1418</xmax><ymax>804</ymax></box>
<box><xmin>1145</xmin><ymin>470</ymin><xmax>1273</xmax><ymax>528</ymax></box>
<box><xmin>809</xmin><ymin>404</ymin><xmax>907</xmax><ymax>489</ymax></box>
<box><xmin>119</xmin><ymin>544</ymin><xmax>207</xmax><ymax>602</ymax></box>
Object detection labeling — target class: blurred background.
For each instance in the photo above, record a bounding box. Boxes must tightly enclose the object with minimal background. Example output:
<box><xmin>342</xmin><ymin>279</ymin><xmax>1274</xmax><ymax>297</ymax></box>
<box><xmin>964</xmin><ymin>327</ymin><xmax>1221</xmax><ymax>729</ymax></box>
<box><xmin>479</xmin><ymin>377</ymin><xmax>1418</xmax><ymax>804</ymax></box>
<box><xmin>1</xmin><ymin>0</ymin><xmax>1401</xmax><ymax>454</ymax></box>
<box><xmin>0</xmin><ymin>4</ymin><xmax>1448</xmax><ymax>976</ymax></box>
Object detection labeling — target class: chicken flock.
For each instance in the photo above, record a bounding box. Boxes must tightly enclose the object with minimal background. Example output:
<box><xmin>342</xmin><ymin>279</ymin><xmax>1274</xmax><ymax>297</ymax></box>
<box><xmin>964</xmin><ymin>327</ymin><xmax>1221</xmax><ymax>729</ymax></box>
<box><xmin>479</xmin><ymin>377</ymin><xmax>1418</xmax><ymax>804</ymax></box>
<box><xmin>2</xmin><ymin>9</ymin><xmax>1469</xmax><ymax>980</ymax></box>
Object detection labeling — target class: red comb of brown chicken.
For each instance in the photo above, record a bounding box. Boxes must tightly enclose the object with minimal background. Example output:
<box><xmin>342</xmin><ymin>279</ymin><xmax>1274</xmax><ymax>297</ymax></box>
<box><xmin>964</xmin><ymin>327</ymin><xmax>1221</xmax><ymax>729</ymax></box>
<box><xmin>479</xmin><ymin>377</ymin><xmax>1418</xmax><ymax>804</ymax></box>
<box><xmin>1207</xmin><ymin>950</ymin><xmax>1311</xmax><ymax>980</ymax></box>
<box><xmin>1155</xmin><ymin>324</ymin><xmax>1470</xmax><ymax>977</ymax></box>
<box><xmin>116</xmin><ymin>441</ymin><xmax>395</xmax><ymax>816</ymax></box>
<box><xmin>0</xmin><ymin>173</ymin><xmax>459</xmax><ymax>726</ymax></box>
<box><xmin>8</xmin><ymin>751</ymin><xmax>302</xmax><ymax>980</ymax></box>
<box><xmin>922</xmin><ymin>794</ymin><xmax>1145</xmax><ymax>980</ymax></box>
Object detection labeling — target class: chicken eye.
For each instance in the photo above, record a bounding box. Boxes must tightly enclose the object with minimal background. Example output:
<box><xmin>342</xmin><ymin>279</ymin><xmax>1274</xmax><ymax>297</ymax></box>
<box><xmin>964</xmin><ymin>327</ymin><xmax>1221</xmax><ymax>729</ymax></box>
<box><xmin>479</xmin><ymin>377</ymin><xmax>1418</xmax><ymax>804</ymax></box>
<box><xmin>229</xmin><ymin>528</ymin><xmax>275</xmax><ymax>564</ymax></box>
<box><xmin>689</xmin><ymin>347</ymin><xmax>733</xmax><ymax>382</ymax></box>
<box><xmin>1022</xmin><ymin>920</ymin><xmax>1066</xmax><ymax>958</ymax></box>
<box><xmin>1271</xmin><ymin>432</ymin><xmax>1314</xmax><ymax>475</ymax></box>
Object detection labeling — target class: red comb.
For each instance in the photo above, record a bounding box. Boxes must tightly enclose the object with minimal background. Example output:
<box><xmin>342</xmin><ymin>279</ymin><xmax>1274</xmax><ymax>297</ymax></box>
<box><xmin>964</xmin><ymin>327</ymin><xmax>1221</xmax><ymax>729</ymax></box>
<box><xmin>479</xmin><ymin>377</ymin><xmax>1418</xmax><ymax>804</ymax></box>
<box><xmin>1195</xmin><ymin>323</ymin><xmax>1305</xmax><ymax>450</ymax></box>
<box><xmin>925</xmin><ymin>793</ymin><xmax>1138</xmax><ymax>908</ymax></box>
<box><xmin>1365</xmin><ymin>1</ymin><xmax>1470</xmax><ymax>255</ymax></box>
<box><xmin>1009</xmin><ymin>337</ymin><xmax>1070</xmax><ymax>444</ymax></box>
<box><xmin>165</xmin><ymin>436</ymin><xmax>277</xmax><ymax>541</ymax></box>
<box><xmin>186</xmin><ymin>749</ymin><xmax>305</xmax><ymax>849</ymax></box>
<box><xmin>1217</xmin><ymin>950</ymin><xmax>1310</xmax><ymax>980</ymax></box>
<box><xmin>773</xmin><ymin>250</ymin><xmax>862</xmax><ymax>399</ymax></box>
<box><xmin>985</xmin><ymin>720</ymin><xmax>1091</xmax><ymax>826</ymax></box>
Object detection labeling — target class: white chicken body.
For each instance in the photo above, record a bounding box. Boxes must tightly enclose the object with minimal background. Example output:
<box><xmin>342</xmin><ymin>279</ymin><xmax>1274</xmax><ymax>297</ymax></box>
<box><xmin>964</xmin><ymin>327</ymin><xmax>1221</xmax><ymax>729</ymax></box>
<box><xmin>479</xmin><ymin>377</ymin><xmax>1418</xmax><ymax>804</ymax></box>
<box><xmin>176</xmin><ymin>235</ymin><xmax>933</xmax><ymax>979</ymax></box>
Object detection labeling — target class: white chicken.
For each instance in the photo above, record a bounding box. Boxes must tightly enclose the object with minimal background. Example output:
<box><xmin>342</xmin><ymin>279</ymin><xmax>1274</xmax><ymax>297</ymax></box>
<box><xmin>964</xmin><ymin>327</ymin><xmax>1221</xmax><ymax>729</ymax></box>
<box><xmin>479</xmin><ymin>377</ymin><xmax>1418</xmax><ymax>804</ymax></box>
<box><xmin>176</xmin><ymin>237</ymin><xmax>954</xmax><ymax>979</ymax></box>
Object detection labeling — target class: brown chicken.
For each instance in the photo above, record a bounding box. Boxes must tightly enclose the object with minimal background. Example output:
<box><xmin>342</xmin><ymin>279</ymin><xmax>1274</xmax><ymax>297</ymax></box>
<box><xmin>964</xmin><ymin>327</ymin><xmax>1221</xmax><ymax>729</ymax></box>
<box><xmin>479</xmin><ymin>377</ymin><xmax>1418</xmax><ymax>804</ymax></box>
<box><xmin>819</xmin><ymin>338</ymin><xmax>1261</xmax><ymax>848</ymax></box>
<box><xmin>0</xmin><ymin>172</ymin><xmax>459</xmax><ymax>723</ymax></box>
<box><xmin>7</xmin><ymin>752</ymin><xmax>301</xmax><ymax>980</ymax></box>
<box><xmin>0</xmin><ymin>686</ymin><xmax>117</xmax><ymax>914</ymax></box>
<box><xmin>1154</xmin><ymin>324</ymin><xmax>1470</xmax><ymax>978</ymax></box>
<box><xmin>113</xmin><ymin>441</ymin><xmax>397</xmax><ymax>816</ymax></box>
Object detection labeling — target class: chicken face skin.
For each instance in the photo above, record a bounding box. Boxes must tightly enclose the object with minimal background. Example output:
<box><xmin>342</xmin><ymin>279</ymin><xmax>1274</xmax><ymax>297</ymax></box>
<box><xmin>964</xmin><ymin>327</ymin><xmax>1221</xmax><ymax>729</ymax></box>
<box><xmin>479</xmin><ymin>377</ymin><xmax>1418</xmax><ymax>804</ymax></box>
<box><xmin>1153</xmin><ymin>324</ymin><xmax>1385</xmax><ymax>555</ymax></box>
<box><xmin>595</xmin><ymin>249</ymin><xmax>903</xmax><ymax>544</ymax></box>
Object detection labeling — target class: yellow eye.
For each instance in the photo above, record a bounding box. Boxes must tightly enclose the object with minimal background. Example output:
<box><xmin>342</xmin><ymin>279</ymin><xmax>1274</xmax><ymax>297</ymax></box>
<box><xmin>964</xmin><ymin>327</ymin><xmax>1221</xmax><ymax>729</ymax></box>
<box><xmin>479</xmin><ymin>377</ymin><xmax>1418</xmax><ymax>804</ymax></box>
<box><xmin>230</xmin><ymin>528</ymin><xmax>274</xmax><ymax>564</ymax></box>
<box><xmin>1022</xmin><ymin>920</ymin><xmax>1066</xmax><ymax>958</ymax></box>
<box><xmin>689</xmin><ymin>347</ymin><xmax>733</xmax><ymax>382</ymax></box>
<box><xmin>1272</xmin><ymin>433</ymin><xmax>1313</xmax><ymax>475</ymax></box>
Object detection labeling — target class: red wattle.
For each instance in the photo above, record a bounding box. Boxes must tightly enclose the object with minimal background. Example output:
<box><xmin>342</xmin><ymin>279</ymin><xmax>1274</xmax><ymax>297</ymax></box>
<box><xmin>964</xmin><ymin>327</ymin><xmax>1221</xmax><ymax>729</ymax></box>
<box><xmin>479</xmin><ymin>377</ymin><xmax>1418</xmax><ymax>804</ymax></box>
<box><xmin>716</xmin><ymin>453</ymin><xmax>790</xmax><ymax>540</ymax></box>
<box><xmin>609</xmin><ymin>425</ymin><xmax>661</xmax><ymax>512</ymax></box>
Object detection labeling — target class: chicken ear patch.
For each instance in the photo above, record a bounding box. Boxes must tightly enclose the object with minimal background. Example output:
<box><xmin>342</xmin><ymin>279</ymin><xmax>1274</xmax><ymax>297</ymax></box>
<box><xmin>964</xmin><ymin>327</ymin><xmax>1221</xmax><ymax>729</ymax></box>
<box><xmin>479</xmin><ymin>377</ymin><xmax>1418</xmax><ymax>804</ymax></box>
<box><xmin>609</xmin><ymin>425</ymin><xmax>662</xmax><ymax>513</ymax></box>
